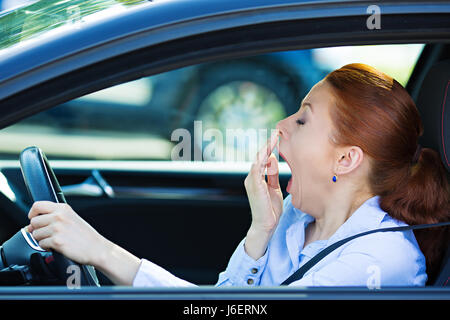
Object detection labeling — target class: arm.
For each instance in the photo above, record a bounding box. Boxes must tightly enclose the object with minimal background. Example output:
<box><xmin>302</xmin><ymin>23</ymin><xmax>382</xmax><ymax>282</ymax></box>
<box><xmin>92</xmin><ymin>237</ymin><xmax>141</xmax><ymax>286</ymax></box>
<box><xmin>27</xmin><ymin>130</ymin><xmax>283</xmax><ymax>287</ymax></box>
<box><xmin>216</xmin><ymin>130</ymin><xmax>285</xmax><ymax>286</ymax></box>
<box><xmin>243</xmin><ymin>129</ymin><xmax>283</xmax><ymax>260</ymax></box>
<box><xmin>27</xmin><ymin>201</ymin><xmax>194</xmax><ymax>286</ymax></box>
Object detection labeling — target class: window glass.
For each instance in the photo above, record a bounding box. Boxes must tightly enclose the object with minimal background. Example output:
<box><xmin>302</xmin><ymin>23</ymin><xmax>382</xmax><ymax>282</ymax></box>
<box><xmin>0</xmin><ymin>0</ymin><xmax>149</xmax><ymax>50</ymax></box>
<box><xmin>312</xmin><ymin>44</ymin><xmax>424</xmax><ymax>86</ymax></box>
<box><xmin>0</xmin><ymin>44</ymin><xmax>425</xmax><ymax>162</ymax></box>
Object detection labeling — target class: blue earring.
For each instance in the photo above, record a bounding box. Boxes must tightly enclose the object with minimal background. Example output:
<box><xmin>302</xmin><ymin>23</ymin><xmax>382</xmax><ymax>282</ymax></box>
<box><xmin>332</xmin><ymin>175</ymin><xmax>337</xmax><ymax>183</ymax></box>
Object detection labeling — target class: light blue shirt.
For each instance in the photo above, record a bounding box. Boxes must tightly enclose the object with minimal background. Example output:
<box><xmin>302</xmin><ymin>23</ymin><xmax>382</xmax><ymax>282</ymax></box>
<box><xmin>133</xmin><ymin>194</ymin><xmax>427</xmax><ymax>287</ymax></box>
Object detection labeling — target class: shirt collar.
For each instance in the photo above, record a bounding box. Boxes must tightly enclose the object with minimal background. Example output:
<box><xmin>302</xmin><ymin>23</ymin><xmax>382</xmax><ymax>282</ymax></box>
<box><xmin>325</xmin><ymin>195</ymin><xmax>386</xmax><ymax>245</ymax></box>
<box><xmin>284</xmin><ymin>194</ymin><xmax>388</xmax><ymax>267</ymax></box>
<box><xmin>290</xmin><ymin>195</ymin><xmax>387</xmax><ymax>246</ymax></box>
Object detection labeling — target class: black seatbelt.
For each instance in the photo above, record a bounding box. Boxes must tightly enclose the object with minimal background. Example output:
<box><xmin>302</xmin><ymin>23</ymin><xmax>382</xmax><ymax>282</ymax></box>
<box><xmin>281</xmin><ymin>221</ymin><xmax>450</xmax><ymax>286</ymax></box>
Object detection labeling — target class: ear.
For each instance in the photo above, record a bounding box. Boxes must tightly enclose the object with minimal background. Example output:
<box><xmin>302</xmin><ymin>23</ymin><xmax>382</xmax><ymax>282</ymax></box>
<box><xmin>335</xmin><ymin>146</ymin><xmax>364</xmax><ymax>176</ymax></box>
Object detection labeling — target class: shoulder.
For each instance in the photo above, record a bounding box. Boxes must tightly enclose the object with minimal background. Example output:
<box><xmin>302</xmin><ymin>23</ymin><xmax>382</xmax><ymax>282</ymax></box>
<box><xmin>337</xmin><ymin>195</ymin><xmax>423</xmax><ymax>259</ymax></box>
<box><xmin>337</xmin><ymin>213</ymin><xmax>427</xmax><ymax>286</ymax></box>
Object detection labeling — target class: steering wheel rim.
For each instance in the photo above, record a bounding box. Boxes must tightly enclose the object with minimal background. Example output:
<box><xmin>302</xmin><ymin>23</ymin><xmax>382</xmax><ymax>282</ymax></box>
<box><xmin>19</xmin><ymin>146</ymin><xmax>99</xmax><ymax>287</ymax></box>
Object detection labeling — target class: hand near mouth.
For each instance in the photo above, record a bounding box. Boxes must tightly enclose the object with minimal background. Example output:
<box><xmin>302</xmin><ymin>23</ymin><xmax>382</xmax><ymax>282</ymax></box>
<box><xmin>243</xmin><ymin>129</ymin><xmax>284</xmax><ymax>260</ymax></box>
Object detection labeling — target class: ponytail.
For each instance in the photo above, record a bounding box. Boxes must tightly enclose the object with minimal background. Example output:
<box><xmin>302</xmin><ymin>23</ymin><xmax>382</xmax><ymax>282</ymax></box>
<box><xmin>378</xmin><ymin>148</ymin><xmax>450</xmax><ymax>284</ymax></box>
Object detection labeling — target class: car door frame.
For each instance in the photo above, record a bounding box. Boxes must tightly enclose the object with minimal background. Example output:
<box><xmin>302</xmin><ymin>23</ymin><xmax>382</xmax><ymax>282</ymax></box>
<box><xmin>0</xmin><ymin>0</ymin><xmax>449</xmax><ymax>299</ymax></box>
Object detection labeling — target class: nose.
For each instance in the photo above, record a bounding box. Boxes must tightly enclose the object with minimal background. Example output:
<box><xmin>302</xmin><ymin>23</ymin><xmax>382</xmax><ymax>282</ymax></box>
<box><xmin>276</xmin><ymin>117</ymin><xmax>289</xmax><ymax>140</ymax></box>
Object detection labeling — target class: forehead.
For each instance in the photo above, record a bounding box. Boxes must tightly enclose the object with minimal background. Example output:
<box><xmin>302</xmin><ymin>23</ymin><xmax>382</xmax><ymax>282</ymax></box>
<box><xmin>302</xmin><ymin>80</ymin><xmax>335</xmax><ymax>114</ymax></box>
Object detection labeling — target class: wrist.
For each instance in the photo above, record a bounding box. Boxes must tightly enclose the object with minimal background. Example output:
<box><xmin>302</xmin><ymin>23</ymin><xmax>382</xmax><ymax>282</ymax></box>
<box><xmin>245</xmin><ymin>226</ymin><xmax>273</xmax><ymax>261</ymax></box>
<box><xmin>248</xmin><ymin>223</ymin><xmax>276</xmax><ymax>237</ymax></box>
<box><xmin>90</xmin><ymin>234</ymin><xmax>113</xmax><ymax>269</ymax></box>
<box><xmin>89</xmin><ymin>235</ymin><xmax>141</xmax><ymax>286</ymax></box>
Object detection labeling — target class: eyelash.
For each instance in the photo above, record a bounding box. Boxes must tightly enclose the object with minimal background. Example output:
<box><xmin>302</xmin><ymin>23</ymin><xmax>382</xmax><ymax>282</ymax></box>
<box><xmin>296</xmin><ymin>119</ymin><xmax>305</xmax><ymax>125</ymax></box>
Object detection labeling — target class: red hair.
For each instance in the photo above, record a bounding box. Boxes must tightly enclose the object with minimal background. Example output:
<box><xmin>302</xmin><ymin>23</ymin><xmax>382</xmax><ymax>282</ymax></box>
<box><xmin>325</xmin><ymin>63</ymin><xmax>450</xmax><ymax>284</ymax></box>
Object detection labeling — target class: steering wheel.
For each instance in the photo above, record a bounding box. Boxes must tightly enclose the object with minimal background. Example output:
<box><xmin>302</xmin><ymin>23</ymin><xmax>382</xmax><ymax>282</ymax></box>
<box><xmin>0</xmin><ymin>146</ymin><xmax>99</xmax><ymax>286</ymax></box>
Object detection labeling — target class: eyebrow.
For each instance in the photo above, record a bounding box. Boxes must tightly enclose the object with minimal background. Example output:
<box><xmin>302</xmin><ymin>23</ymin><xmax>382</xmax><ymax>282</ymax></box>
<box><xmin>301</xmin><ymin>101</ymin><xmax>313</xmax><ymax>114</ymax></box>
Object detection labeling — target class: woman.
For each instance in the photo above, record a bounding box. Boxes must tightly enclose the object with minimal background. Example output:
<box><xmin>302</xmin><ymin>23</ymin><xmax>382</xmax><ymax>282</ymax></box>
<box><xmin>26</xmin><ymin>63</ymin><xmax>449</xmax><ymax>287</ymax></box>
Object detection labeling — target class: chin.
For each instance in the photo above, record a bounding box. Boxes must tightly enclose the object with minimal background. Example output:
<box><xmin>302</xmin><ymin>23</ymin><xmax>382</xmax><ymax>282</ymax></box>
<box><xmin>289</xmin><ymin>192</ymin><xmax>302</xmax><ymax>210</ymax></box>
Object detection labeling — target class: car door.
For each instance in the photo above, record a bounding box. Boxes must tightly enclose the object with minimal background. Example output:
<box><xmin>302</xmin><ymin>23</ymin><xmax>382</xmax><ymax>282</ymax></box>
<box><xmin>0</xmin><ymin>42</ymin><xmax>432</xmax><ymax>285</ymax></box>
<box><xmin>0</xmin><ymin>0</ymin><xmax>449</xmax><ymax>290</ymax></box>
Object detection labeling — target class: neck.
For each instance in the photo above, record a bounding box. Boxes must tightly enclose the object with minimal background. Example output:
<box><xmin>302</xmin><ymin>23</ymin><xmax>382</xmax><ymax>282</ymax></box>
<box><xmin>309</xmin><ymin>191</ymin><xmax>375</xmax><ymax>241</ymax></box>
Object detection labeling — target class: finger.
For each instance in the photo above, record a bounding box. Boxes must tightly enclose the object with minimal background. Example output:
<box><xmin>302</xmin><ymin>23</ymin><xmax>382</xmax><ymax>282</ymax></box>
<box><xmin>269</xmin><ymin>128</ymin><xmax>280</xmax><ymax>153</ymax></box>
<box><xmin>31</xmin><ymin>225</ymin><xmax>53</xmax><ymax>242</ymax></box>
<box><xmin>266</xmin><ymin>155</ymin><xmax>280</xmax><ymax>189</ymax></box>
<box><xmin>255</xmin><ymin>129</ymin><xmax>280</xmax><ymax>170</ymax></box>
<box><xmin>37</xmin><ymin>237</ymin><xmax>54</xmax><ymax>251</ymax></box>
<box><xmin>28</xmin><ymin>201</ymin><xmax>60</xmax><ymax>220</ymax></box>
<box><xmin>29</xmin><ymin>213</ymin><xmax>55</xmax><ymax>232</ymax></box>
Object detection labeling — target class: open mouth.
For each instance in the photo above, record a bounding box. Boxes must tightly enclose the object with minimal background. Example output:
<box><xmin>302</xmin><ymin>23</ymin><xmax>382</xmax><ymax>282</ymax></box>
<box><xmin>278</xmin><ymin>150</ymin><xmax>293</xmax><ymax>193</ymax></box>
<box><xmin>278</xmin><ymin>150</ymin><xmax>291</xmax><ymax>171</ymax></box>
<box><xmin>278</xmin><ymin>150</ymin><xmax>287</xmax><ymax>163</ymax></box>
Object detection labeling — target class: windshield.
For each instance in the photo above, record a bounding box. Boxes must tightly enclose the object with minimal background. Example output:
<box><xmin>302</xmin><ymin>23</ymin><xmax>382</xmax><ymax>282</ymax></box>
<box><xmin>0</xmin><ymin>0</ymin><xmax>149</xmax><ymax>50</ymax></box>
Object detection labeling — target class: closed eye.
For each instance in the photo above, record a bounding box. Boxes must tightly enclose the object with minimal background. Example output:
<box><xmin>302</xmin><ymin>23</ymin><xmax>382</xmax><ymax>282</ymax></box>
<box><xmin>296</xmin><ymin>119</ymin><xmax>305</xmax><ymax>125</ymax></box>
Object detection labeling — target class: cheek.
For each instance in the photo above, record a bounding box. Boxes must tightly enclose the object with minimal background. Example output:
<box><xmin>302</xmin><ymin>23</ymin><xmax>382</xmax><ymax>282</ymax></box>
<box><xmin>289</xmin><ymin>131</ymin><xmax>330</xmax><ymax>179</ymax></box>
<box><xmin>289</xmin><ymin>130</ymin><xmax>315</xmax><ymax>164</ymax></box>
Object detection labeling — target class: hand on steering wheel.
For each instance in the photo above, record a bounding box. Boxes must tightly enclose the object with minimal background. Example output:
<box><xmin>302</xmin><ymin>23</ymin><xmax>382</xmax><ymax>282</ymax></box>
<box><xmin>19</xmin><ymin>146</ymin><xmax>100</xmax><ymax>286</ymax></box>
<box><xmin>27</xmin><ymin>201</ymin><xmax>106</xmax><ymax>267</ymax></box>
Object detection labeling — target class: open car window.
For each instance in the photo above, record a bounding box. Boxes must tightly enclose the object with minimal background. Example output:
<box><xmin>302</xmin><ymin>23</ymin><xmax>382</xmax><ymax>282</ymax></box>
<box><xmin>0</xmin><ymin>44</ymin><xmax>424</xmax><ymax>164</ymax></box>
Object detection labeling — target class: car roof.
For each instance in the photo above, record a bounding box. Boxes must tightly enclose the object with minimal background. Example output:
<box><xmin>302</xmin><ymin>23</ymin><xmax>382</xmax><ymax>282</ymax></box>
<box><xmin>0</xmin><ymin>0</ymin><xmax>447</xmax><ymax>84</ymax></box>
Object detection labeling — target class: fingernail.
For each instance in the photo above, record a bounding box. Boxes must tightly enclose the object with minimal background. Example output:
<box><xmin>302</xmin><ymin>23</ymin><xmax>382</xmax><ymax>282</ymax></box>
<box><xmin>267</xmin><ymin>159</ymin><xmax>278</xmax><ymax>176</ymax></box>
<box><xmin>271</xmin><ymin>128</ymin><xmax>279</xmax><ymax>138</ymax></box>
<box><xmin>268</xmin><ymin>130</ymin><xmax>278</xmax><ymax>146</ymax></box>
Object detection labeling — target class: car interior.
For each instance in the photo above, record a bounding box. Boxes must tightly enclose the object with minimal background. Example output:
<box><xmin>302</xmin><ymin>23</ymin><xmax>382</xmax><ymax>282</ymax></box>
<box><xmin>0</xmin><ymin>41</ymin><xmax>448</xmax><ymax>288</ymax></box>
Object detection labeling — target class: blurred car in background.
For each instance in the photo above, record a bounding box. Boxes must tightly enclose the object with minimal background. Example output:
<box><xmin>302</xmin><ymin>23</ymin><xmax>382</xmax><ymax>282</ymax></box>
<box><xmin>0</xmin><ymin>0</ymin><xmax>422</xmax><ymax>161</ymax></box>
<box><xmin>0</xmin><ymin>0</ymin><xmax>329</xmax><ymax>160</ymax></box>
<box><xmin>23</xmin><ymin>50</ymin><xmax>327</xmax><ymax>147</ymax></box>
